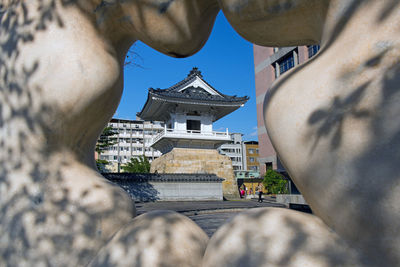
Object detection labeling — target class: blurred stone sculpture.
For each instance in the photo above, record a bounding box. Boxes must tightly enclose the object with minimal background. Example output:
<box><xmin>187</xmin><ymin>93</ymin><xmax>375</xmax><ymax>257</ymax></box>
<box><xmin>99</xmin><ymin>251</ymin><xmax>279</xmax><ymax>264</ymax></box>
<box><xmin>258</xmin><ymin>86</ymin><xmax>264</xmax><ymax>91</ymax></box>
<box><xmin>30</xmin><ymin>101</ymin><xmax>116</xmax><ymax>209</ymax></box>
<box><xmin>89</xmin><ymin>210</ymin><xmax>209</xmax><ymax>267</ymax></box>
<box><xmin>1</xmin><ymin>0</ymin><xmax>400</xmax><ymax>266</ymax></box>
<box><xmin>203</xmin><ymin>208</ymin><xmax>360</xmax><ymax>267</ymax></box>
<box><xmin>0</xmin><ymin>1</ymin><xmax>219</xmax><ymax>265</ymax></box>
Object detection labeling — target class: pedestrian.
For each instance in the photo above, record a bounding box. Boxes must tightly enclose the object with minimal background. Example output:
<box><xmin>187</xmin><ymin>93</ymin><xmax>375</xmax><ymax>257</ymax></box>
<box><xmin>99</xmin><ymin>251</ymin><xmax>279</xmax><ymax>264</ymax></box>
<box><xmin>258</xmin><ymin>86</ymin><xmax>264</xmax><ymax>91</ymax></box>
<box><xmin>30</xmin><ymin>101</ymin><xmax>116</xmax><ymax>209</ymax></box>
<box><xmin>240</xmin><ymin>188</ymin><xmax>245</xmax><ymax>198</ymax></box>
<box><xmin>257</xmin><ymin>183</ymin><xmax>263</xmax><ymax>203</ymax></box>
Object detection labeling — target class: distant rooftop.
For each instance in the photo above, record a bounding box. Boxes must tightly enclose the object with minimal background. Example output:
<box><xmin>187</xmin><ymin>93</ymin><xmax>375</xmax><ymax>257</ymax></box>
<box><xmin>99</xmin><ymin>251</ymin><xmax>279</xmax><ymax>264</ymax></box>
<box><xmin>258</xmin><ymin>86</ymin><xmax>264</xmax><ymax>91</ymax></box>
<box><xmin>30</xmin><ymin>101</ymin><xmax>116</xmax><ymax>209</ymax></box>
<box><xmin>244</xmin><ymin>141</ymin><xmax>258</xmax><ymax>145</ymax></box>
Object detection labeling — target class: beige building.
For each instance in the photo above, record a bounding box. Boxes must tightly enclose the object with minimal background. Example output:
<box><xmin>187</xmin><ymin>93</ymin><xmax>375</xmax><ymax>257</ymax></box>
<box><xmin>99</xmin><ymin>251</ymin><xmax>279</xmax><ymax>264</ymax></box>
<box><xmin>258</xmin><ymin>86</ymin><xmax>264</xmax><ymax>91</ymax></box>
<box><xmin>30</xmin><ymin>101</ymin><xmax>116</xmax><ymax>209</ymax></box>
<box><xmin>244</xmin><ymin>141</ymin><xmax>259</xmax><ymax>173</ymax></box>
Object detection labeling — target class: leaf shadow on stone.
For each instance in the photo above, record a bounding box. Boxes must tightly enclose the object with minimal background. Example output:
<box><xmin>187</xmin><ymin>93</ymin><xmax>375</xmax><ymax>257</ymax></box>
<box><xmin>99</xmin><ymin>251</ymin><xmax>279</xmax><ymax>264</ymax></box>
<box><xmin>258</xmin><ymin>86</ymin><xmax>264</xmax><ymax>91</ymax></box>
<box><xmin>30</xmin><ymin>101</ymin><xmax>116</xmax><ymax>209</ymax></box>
<box><xmin>0</xmin><ymin>2</ymin><xmax>136</xmax><ymax>266</ymax></box>
<box><xmin>261</xmin><ymin>1</ymin><xmax>400</xmax><ymax>265</ymax></box>
<box><xmin>203</xmin><ymin>208</ymin><xmax>359</xmax><ymax>267</ymax></box>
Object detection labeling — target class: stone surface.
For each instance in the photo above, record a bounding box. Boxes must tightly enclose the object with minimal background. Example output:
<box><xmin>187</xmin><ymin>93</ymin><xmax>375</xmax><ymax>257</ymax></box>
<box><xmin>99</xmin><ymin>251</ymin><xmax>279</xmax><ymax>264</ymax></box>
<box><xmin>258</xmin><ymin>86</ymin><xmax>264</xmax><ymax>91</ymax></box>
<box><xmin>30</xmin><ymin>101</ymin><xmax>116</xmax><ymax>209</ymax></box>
<box><xmin>2</xmin><ymin>0</ymin><xmax>400</xmax><ymax>266</ymax></box>
<box><xmin>202</xmin><ymin>208</ymin><xmax>361</xmax><ymax>267</ymax></box>
<box><xmin>0</xmin><ymin>1</ymin><xmax>218</xmax><ymax>265</ymax></box>
<box><xmin>264</xmin><ymin>1</ymin><xmax>400</xmax><ymax>265</ymax></box>
<box><xmin>218</xmin><ymin>0</ymin><xmax>329</xmax><ymax>47</ymax></box>
<box><xmin>151</xmin><ymin>148</ymin><xmax>239</xmax><ymax>199</ymax></box>
<box><xmin>89</xmin><ymin>210</ymin><xmax>209</xmax><ymax>267</ymax></box>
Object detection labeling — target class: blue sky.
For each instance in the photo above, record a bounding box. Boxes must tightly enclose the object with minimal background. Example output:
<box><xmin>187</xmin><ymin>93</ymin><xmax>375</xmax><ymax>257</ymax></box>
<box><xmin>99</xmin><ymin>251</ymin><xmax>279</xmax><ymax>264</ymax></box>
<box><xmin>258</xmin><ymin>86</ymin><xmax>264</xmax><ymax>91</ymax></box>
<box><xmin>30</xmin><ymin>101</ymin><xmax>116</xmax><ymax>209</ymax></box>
<box><xmin>117</xmin><ymin>12</ymin><xmax>258</xmax><ymax>141</ymax></box>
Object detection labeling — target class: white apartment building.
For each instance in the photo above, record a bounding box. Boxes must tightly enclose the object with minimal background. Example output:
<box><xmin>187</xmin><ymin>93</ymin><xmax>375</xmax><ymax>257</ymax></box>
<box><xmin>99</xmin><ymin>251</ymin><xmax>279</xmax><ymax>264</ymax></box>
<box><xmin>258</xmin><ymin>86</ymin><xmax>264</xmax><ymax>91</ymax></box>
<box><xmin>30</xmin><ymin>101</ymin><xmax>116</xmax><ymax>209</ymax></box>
<box><xmin>217</xmin><ymin>133</ymin><xmax>247</xmax><ymax>171</ymax></box>
<box><xmin>98</xmin><ymin>118</ymin><xmax>164</xmax><ymax>171</ymax></box>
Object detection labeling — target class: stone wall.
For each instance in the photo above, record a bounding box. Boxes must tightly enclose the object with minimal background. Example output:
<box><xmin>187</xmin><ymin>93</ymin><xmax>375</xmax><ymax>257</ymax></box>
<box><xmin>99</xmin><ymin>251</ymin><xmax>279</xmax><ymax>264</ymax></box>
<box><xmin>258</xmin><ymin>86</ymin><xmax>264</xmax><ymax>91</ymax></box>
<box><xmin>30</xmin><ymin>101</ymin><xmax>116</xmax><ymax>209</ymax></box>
<box><xmin>151</xmin><ymin>148</ymin><xmax>239</xmax><ymax>199</ymax></box>
<box><xmin>103</xmin><ymin>173</ymin><xmax>224</xmax><ymax>201</ymax></box>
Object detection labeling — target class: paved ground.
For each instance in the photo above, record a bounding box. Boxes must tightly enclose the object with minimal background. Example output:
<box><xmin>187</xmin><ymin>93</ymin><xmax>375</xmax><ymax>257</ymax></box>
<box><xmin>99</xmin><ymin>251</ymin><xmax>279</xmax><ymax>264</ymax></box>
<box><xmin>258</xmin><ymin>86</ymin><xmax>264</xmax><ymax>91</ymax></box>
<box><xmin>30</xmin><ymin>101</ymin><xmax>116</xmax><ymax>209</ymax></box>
<box><xmin>135</xmin><ymin>197</ymin><xmax>286</xmax><ymax>215</ymax></box>
<box><xmin>188</xmin><ymin>211</ymin><xmax>241</xmax><ymax>237</ymax></box>
<box><xmin>135</xmin><ymin>198</ymin><xmax>287</xmax><ymax>237</ymax></box>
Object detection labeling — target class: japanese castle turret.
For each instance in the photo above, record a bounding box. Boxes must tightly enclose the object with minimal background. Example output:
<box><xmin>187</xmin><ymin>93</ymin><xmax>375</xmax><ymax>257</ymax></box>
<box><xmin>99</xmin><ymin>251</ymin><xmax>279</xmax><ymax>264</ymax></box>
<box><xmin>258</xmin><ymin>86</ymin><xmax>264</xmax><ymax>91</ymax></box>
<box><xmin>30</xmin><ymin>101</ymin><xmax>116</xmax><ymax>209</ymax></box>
<box><xmin>138</xmin><ymin>68</ymin><xmax>249</xmax><ymax>199</ymax></box>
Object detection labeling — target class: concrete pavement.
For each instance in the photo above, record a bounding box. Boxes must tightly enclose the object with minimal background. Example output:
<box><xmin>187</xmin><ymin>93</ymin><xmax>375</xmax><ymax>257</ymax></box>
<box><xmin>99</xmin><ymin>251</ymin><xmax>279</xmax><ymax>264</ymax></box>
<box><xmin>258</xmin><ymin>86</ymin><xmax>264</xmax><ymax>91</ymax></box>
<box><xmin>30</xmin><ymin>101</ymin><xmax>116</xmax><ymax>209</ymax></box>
<box><xmin>135</xmin><ymin>197</ymin><xmax>286</xmax><ymax>216</ymax></box>
<box><xmin>135</xmin><ymin>198</ymin><xmax>287</xmax><ymax>237</ymax></box>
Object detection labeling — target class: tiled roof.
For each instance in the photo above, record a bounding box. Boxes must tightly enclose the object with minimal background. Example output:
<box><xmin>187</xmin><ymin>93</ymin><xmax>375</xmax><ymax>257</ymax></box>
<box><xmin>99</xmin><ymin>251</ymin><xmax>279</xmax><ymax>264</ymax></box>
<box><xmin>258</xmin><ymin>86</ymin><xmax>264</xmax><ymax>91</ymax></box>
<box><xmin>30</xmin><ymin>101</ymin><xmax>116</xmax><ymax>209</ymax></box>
<box><xmin>148</xmin><ymin>67</ymin><xmax>249</xmax><ymax>103</ymax></box>
<box><xmin>103</xmin><ymin>173</ymin><xmax>225</xmax><ymax>183</ymax></box>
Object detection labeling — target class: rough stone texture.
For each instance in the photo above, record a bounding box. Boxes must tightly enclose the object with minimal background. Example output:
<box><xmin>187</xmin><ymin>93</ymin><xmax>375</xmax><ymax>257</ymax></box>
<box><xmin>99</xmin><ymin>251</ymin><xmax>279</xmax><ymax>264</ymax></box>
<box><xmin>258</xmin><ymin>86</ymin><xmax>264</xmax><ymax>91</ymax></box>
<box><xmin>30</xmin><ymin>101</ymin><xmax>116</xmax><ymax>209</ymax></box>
<box><xmin>89</xmin><ymin>210</ymin><xmax>209</xmax><ymax>267</ymax></box>
<box><xmin>151</xmin><ymin>148</ymin><xmax>239</xmax><ymax>199</ymax></box>
<box><xmin>2</xmin><ymin>0</ymin><xmax>400</xmax><ymax>266</ymax></box>
<box><xmin>218</xmin><ymin>0</ymin><xmax>329</xmax><ymax>47</ymax></box>
<box><xmin>264</xmin><ymin>1</ymin><xmax>400</xmax><ymax>266</ymax></box>
<box><xmin>0</xmin><ymin>1</ymin><xmax>219</xmax><ymax>265</ymax></box>
<box><xmin>202</xmin><ymin>208</ymin><xmax>361</xmax><ymax>267</ymax></box>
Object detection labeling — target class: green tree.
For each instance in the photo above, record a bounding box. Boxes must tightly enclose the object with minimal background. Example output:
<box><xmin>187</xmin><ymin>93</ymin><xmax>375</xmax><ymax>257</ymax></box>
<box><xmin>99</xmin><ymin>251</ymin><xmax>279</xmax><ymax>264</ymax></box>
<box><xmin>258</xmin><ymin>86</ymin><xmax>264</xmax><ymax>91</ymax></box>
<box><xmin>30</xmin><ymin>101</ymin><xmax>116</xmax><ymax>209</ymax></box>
<box><xmin>96</xmin><ymin>126</ymin><xmax>117</xmax><ymax>171</ymax></box>
<box><xmin>96</xmin><ymin>126</ymin><xmax>117</xmax><ymax>154</ymax></box>
<box><xmin>121</xmin><ymin>156</ymin><xmax>150</xmax><ymax>173</ymax></box>
<box><xmin>262</xmin><ymin>168</ymin><xmax>288</xmax><ymax>194</ymax></box>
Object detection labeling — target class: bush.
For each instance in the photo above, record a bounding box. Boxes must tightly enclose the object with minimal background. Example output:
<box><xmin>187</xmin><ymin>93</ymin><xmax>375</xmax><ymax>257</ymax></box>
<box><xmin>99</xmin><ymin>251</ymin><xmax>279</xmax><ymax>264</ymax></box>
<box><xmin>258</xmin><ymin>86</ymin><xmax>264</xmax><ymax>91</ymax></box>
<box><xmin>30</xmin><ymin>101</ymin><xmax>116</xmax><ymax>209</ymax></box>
<box><xmin>263</xmin><ymin>168</ymin><xmax>288</xmax><ymax>194</ymax></box>
<box><xmin>121</xmin><ymin>156</ymin><xmax>150</xmax><ymax>173</ymax></box>
<box><xmin>96</xmin><ymin>159</ymin><xmax>109</xmax><ymax>173</ymax></box>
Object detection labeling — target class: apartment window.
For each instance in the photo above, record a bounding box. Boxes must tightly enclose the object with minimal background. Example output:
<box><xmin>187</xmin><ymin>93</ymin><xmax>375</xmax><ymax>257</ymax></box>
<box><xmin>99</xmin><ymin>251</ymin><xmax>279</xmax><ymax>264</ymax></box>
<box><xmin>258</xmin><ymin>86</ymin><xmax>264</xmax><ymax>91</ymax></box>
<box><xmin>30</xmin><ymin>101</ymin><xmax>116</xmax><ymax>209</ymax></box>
<box><xmin>278</xmin><ymin>54</ymin><xmax>295</xmax><ymax>75</ymax></box>
<box><xmin>249</xmin><ymin>157</ymin><xmax>255</xmax><ymax>163</ymax></box>
<box><xmin>256</xmin><ymin>149</ymin><xmax>259</xmax><ymax>154</ymax></box>
<box><xmin>308</xmin><ymin>45</ymin><xmax>320</xmax><ymax>58</ymax></box>
<box><xmin>249</xmin><ymin>149</ymin><xmax>255</xmax><ymax>154</ymax></box>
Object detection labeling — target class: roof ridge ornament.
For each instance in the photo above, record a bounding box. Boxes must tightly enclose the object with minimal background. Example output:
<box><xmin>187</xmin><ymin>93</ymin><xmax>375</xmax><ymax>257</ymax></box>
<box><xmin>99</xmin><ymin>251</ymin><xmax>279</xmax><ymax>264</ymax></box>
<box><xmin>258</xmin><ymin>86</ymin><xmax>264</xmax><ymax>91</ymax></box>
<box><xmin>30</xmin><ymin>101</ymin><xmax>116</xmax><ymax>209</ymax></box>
<box><xmin>188</xmin><ymin>67</ymin><xmax>202</xmax><ymax>77</ymax></box>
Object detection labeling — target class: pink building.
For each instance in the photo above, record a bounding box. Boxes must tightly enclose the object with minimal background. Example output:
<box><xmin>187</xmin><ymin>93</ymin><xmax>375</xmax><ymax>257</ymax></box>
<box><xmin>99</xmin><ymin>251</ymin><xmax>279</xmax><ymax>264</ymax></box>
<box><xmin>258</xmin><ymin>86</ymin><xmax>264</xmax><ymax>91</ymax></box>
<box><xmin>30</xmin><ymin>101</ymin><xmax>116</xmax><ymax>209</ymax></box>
<box><xmin>254</xmin><ymin>45</ymin><xmax>320</xmax><ymax>176</ymax></box>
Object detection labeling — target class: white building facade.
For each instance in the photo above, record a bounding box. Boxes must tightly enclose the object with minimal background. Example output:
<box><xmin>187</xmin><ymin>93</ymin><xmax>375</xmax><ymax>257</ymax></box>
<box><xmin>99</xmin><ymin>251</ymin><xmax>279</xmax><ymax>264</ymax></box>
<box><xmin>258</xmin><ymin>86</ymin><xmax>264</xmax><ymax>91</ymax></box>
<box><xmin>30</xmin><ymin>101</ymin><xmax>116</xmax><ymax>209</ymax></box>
<box><xmin>217</xmin><ymin>133</ymin><xmax>247</xmax><ymax>171</ymax></box>
<box><xmin>137</xmin><ymin>67</ymin><xmax>249</xmax><ymax>153</ymax></box>
<box><xmin>98</xmin><ymin>118</ymin><xmax>164</xmax><ymax>171</ymax></box>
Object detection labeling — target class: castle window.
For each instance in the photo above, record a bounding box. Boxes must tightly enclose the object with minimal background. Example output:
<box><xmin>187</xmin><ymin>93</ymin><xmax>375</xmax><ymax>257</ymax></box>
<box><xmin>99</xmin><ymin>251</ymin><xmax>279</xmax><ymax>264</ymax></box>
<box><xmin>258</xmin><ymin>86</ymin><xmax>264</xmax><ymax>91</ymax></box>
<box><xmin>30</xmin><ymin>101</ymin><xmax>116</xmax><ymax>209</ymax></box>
<box><xmin>187</xmin><ymin>120</ymin><xmax>200</xmax><ymax>132</ymax></box>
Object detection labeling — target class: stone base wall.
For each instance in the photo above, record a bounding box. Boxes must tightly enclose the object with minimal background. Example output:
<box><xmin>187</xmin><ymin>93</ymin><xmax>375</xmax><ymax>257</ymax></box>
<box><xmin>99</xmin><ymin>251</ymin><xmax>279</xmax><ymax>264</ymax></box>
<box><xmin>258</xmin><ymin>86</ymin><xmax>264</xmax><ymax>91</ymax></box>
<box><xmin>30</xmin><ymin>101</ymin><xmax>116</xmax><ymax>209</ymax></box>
<box><xmin>276</xmin><ymin>194</ymin><xmax>308</xmax><ymax>206</ymax></box>
<box><xmin>151</xmin><ymin>148</ymin><xmax>239</xmax><ymax>199</ymax></box>
<box><xmin>116</xmin><ymin>181</ymin><xmax>223</xmax><ymax>201</ymax></box>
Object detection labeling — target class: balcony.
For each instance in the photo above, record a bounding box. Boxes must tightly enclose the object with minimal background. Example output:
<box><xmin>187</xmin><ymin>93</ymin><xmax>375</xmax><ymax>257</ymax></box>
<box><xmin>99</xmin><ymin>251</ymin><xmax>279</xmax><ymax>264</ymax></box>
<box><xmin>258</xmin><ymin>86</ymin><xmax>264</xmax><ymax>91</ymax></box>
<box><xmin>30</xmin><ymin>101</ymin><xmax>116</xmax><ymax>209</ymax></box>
<box><xmin>150</xmin><ymin>127</ymin><xmax>231</xmax><ymax>154</ymax></box>
<box><xmin>152</xmin><ymin>127</ymin><xmax>230</xmax><ymax>145</ymax></box>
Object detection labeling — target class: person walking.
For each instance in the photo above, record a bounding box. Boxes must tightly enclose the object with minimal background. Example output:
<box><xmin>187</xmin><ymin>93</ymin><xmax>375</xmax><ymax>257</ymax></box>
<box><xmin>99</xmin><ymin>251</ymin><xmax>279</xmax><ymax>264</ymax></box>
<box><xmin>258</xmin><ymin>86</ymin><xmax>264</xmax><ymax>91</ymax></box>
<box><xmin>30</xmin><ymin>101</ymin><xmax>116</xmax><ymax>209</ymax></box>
<box><xmin>257</xmin><ymin>183</ymin><xmax>263</xmax><ymax>203</ymax></box>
